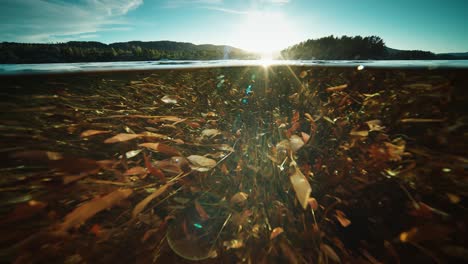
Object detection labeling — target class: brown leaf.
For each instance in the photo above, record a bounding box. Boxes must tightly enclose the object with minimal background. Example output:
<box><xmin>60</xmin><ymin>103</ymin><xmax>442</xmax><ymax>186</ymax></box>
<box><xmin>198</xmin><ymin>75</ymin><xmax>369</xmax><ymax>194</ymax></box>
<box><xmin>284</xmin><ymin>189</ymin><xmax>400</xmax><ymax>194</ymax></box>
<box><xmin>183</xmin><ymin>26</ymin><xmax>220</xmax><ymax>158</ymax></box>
<box><xmin>139</xmin><ymin>142</ymin><xmax>180</xmax><ymax>156</ymax></box>
<box><xmin>104</xmin><ymin>133</ymin><xmax>141</xmax><ymax>143</ymax></box>
<box><xmin>195</xmin><ymin>200</ymin><xmax>210</xmax><ymax>221</ymax></box>
<box><xmin>308</xmin><ymin>197</ymin><xmax>318</xmax><ymax>211</ymax></box>
<box><xmin>144</xmin><ymin>153</ymin><xmax>166</xmax><ymax>182</ymax></box>
<box><xmin>335</xmin><ymin>210</ymin><xmax>351</xmax><ymax>227</ymax></box>
<box><xmin>301</xmin><ymin>132</ymin><xmax>310</xmax><ymax>143</ymax></box>
<box><xmin>270</xmin><ymin>227</ymin><xmax>284</xmax><ymax>239</ymax></box>
<box><xmin>80</xmin><ymin>130</ymin><xmax>111</xmax><ymax>138</ymax></box>
<box><xmin>58</xmin><ymin>188</ymin><xmax>133</xmax><ymax>232</ymax></box>
<box><xmin>132</xmin><ymin>184</ymin><xmax>169</xmax><ymax>218</ymax></box>
<box><xmin>299</xmin><ymin>71</ymin><xmax>308</xmax><ymax>78</ymax></box>
<box><xmin>123</xmin><ymin>166</ymin><xmax>148</xmax><ymax>177</ymax></box>
<box><xmin>230</xmin><ymin>192</ymin><xmax>248</xmax><ymax>204</ymax></box>
<box><xmin>384</xmin><ymin>141</ymin><xmax>405</xmax><ymax>161</ymax></box>
<box><xmin>187</xmin><ymin>155</ymin><xmax>217</xmax><ymax>171</ymax></box>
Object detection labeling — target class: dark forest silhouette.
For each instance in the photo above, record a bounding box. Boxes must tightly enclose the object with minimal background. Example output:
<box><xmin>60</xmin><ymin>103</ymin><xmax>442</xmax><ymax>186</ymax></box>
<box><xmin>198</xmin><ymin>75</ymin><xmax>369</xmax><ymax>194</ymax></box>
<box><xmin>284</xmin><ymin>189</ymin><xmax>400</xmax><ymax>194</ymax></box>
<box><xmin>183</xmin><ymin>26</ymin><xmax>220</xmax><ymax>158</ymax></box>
<box><xmin>1</xmin><ymin>36</ymin><xmax>466</xmax><ymax>63</ymax></box>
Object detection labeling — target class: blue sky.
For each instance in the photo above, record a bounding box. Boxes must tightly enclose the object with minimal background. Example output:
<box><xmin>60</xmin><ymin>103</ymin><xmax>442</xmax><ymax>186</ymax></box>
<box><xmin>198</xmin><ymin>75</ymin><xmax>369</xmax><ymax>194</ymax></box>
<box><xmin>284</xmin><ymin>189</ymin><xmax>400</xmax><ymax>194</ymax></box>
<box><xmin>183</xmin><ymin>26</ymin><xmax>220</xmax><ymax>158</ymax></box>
<box><xmin>1</xmin><ymin>0</ymin><xmax>467</xmax><ymax>53</ymax></box>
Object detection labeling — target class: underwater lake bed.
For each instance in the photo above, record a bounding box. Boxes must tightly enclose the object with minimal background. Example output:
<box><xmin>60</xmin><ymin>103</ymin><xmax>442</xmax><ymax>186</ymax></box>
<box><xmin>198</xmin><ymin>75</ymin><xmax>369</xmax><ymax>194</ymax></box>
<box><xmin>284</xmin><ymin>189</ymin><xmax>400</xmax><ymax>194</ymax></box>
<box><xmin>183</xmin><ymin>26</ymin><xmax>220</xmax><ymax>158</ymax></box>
<box><xmin>0</xmin><ymin>64</ymin><xmax>467</xmax><ymax>263</ymax></box>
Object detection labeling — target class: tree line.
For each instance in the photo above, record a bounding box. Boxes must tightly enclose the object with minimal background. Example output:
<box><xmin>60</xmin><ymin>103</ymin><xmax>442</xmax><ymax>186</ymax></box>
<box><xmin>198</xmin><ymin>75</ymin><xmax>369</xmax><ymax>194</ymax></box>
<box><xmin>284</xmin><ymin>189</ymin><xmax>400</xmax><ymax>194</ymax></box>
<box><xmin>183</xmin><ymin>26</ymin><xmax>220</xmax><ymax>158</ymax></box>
<box><xmin>0</xmin><ymin>41</ymin><xmax>257</xmax><ymax>63</ymax></box>
<box><xmin>280</xmin><ymin>35</ymin><xmax>467</xmax><ymax>60</ymax></box>
<box><xmin>1</xmin><ymin>36</ymin><xmax>465</xmax><ymax>63</ymax></box>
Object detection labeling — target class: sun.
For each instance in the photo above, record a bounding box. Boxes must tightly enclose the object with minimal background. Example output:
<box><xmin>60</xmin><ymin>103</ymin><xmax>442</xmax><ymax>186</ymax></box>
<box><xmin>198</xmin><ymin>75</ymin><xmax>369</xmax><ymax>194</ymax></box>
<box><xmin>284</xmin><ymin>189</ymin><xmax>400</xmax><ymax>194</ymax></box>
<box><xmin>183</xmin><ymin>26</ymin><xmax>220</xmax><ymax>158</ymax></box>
<box><xmin>233</xmin><ymin>11</ymin><xmax>297</xmax><ymax>56</ymax></box>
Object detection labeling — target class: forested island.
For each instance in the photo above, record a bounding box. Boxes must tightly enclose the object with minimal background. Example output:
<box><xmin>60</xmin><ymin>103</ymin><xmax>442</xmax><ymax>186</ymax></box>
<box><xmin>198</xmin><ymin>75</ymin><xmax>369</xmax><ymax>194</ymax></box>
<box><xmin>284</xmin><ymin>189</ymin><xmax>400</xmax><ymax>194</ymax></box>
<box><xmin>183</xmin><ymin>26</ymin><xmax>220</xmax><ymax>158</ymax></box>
<box><xmin>1</xmin><ymin>35</ymin><xmax>467</xmax><ymax>63</ymax></box>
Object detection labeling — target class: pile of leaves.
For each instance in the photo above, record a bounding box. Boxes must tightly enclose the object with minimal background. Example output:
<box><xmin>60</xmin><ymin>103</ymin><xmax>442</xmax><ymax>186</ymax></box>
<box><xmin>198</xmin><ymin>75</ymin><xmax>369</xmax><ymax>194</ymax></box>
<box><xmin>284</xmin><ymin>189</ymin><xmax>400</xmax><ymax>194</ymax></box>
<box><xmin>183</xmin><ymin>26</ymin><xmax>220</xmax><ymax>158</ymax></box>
<box><xmin>0</xmin><ymin>66</ymin><xmax>467</xmax><ymax>263</ymax></box>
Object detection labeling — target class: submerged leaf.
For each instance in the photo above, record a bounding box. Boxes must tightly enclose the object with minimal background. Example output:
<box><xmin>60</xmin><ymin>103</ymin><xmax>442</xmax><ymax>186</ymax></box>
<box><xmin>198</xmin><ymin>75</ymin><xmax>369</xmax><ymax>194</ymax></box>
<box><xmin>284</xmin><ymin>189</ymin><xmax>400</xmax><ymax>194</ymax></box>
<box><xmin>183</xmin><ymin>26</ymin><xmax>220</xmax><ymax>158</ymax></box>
<box><xmin>289</xmin><ymin>135</ymin><xmax>305</xmax><ymax>152</ymax></box>
<box><xmin>132</xmin><ymin>183</ymin><xmax>169</xmax><ymax>218</ymax></box>
<box><xmin>123</xmin><ymin>166</ymin><xmax>147</xmax><ymax>177</ymax></box>
<box><xmin>80</xmin><ymin>130</ymin><xmax>111</xmax><ymax>138</ymax></box>
<box><xmin>125</xmin><ymin>149</ymin><xmax>143</xmax><ymax>159</ymax></box>
<box><xmin>58</xmin><ymin>188</ymin><xmax>133</xmax><ymax>232</ymax></box>
<box><xmin>230</xmin><ymin>192</ymin><xmax>248</xmax><ymax>204</ymax></box>
<box><xmin>104</xmin><ymin>133</ymin><xmax>141</xmax><ymax>143</ymax></box>
<box><xmin>161</xmin><ymin>95</ymin><xmax>178</xmax><ymax>104</ymax></box>
<box><xmin>139</xmin><ymin>142</ymin><xmax>180</xmax><ymax>156</ymax></box>
<box><xmin>195</xmin><ymin>200</ymin><xmax>210</xmax><ymax>221</ymax></box>
<box><xmin>270</xmin><ymin>227</ymin><xmax>284</xmax><ymax>239</ymax></box>
<box><xmin>201</xmin><ymin>129</ymin><xmax>221</xmax><ymax>138</ymax></box>
<box><xmin>187</xmin><ymin>155</ymin><xmax>217</xmax><ymax>171</ymax></box>
<box><xmin>335</xmin><ymin>210</ymin><xmax>351</xmax><ymax>227</ymax></box>
<box><xmin>290</xmin><ymin>167</ymin><xmax>312</xmax><ymax>209</ymax></box>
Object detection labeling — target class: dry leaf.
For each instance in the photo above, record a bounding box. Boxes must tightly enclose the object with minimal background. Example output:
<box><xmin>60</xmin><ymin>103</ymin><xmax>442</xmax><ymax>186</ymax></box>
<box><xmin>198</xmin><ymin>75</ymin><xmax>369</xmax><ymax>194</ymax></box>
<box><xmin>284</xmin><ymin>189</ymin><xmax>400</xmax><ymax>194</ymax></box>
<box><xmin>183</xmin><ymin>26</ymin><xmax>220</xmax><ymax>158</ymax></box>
<box><xmin>335</xmin><ymin>210</ymin><xmax>351</xmax><ymax>227</ymax></box>
<box><xmin>299</xmin><ymin>71</ymin><xmax>308</xmax><ymax>78</ymax></box>
<box><xmin>139</xmin><ymin>142</ymin><xmax>180</xmax><ymax>156</ymax></box>
<box><xmin>187</xmin><ymin>155</ymin><xmax>217</xmax><ymax>171</ymax></box>
<box><xmin>104</xmin><ymin>133</ymin><xmax>141</xmax><ymax>143</ymax></box>
<box><xmin>270</xmin><ymin>227</ymin><xmax>284</xmax><ymax>239</ymax></box>
<box><xmin>290</xmin><ymin>167</ymin><xmax>312</xmax><ymax>209</ymax></box>
<box><xmin>58</xmin><ymin>188</ymin><xmax>133</xmax><ymax>232</ymax></box>
<box><xmin>132</xmin><ymin>184</ymin><xmax>169</xmax><ymax>218</ymax></box>
<box><xmin>80</xmin><ymin>130</ymin><xmax>111</xmax><ymax>138</ymax></box>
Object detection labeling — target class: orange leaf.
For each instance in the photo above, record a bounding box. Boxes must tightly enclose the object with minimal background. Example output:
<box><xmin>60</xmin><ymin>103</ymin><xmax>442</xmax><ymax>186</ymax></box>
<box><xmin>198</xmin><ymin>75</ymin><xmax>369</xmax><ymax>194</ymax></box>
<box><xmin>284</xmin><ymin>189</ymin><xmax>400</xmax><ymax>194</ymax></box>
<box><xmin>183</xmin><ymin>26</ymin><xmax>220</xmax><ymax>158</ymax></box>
<box><xmin>335</xmin><ymin>210</ymin><xmax>351</xmax><ymax>227</ymax></box>
<box><xmin>308</xmin><ymin>197</ymin><xmax>319</xmax><ymax>211</ymax></box>
<box><xmin>104</xmin><ymin>133</ymin><xmax>141</xmax><ymax>143</ymax></box>
<box><xmin>80</xmin><ymin>130</ymin><xmax>111</xmax><ymax>138</ymax></box>
<box><xmin>270</xmin><ymin>227</ymin><xmax>284</xmax><ymax>239</ymax></box>
<box><xmin>57</xmin><ymin>188</ymin><xmax>133</xmax><ymax>232</ymax></box>
<box><xmin>123</xmin><ymin>166</ymin><xmax>148</xmax><ymax>177</ymax></box>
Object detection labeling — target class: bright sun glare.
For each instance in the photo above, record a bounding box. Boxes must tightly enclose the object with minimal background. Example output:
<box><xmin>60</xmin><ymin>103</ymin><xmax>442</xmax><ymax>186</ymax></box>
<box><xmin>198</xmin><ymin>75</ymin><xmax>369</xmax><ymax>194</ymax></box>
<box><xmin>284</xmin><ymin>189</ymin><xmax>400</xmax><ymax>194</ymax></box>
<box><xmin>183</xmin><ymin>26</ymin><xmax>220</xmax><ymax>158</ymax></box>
<box><xmin>234</xmin><ymin>11</ymin><xmax>296</xmax><ymax>58</ymax></box>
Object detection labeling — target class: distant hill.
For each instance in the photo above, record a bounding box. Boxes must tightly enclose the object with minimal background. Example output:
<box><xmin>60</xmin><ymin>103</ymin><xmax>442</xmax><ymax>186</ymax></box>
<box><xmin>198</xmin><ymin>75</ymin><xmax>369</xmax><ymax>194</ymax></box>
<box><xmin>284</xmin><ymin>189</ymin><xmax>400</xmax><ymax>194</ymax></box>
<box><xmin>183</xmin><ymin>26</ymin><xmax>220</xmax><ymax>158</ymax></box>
<box><xmin>0</xmin><ymin>41</ymin><xmax>258</xmax><ymax>63</ymax></box>
<box><xmin>436</xmin><ymin>52</ymin><xmax>468</xmax><ymax>59</ymax></box>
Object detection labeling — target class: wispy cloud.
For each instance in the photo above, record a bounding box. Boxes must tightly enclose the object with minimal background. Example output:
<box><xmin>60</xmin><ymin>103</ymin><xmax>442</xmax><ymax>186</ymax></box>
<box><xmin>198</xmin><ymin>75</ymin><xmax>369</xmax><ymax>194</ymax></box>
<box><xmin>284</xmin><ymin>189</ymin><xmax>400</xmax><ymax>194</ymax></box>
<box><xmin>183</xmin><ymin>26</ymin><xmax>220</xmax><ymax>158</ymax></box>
<box><xmin>203</xmin><ymin>6</ymin><xmax>248</xmax><ymax>15</ymax></box>
<box><xmin>164</xmin><ymin>0</ymin><xmax>223</xmax><ymax>8</ymax></box>
<box><xmin>0</xmin><ymin>0</ymin><xmax>143</xmax><ymax>43</ymax></box>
